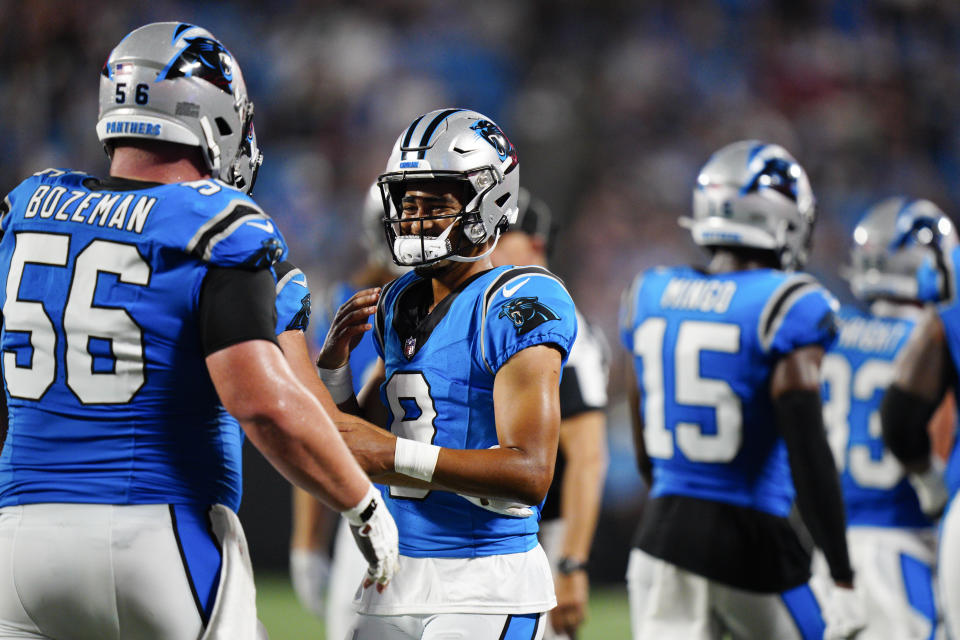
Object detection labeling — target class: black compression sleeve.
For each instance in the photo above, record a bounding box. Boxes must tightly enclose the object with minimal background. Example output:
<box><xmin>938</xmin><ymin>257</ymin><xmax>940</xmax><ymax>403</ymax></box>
<box><xmin>774</xmin><ymin>389</ymin><xmax>853</xmax><ymax>584</ymax></box>
<box><xmin>881</xmin><ymin>385</ymin><xmax>938</xmax><ymax>466</ymax></box>
<box><xmin>199</xmin><ymin>267</ymin><xmax>278</xmax><ymax>357</ymax></box>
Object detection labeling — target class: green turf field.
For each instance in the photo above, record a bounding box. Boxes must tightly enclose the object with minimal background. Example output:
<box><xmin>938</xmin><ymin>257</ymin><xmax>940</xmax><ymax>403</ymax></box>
<box><xmin>256</xmin><ymin>573</ymin><xmax>632</xmax><ymax>639</ymax></box>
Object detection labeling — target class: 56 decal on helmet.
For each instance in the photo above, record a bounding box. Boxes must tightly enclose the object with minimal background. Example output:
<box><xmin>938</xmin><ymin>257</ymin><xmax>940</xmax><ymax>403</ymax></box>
<box><xmin>96</xmin><ymin>22</ymin><xmax>262</xmax><ymax>194</ymax></box>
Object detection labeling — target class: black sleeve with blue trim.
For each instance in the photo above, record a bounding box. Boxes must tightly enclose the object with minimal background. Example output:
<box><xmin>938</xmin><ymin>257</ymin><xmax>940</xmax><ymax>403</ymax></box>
<box><xmin>481</xmin><ymin>267</ymin><xmax>577</xmax><ymax>374</ymax></box>
<box><xmin>274</xmin><ymin>261</ymin><xmax>311</xmax><ymax>334</ymax></box>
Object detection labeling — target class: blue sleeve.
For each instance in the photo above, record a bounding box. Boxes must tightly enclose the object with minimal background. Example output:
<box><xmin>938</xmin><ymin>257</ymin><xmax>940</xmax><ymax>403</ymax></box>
<box><xmin>767</xmin><ymin>284</ymin><xmax>839</xmax><ymax>357</ymax></box>
<box><xmin>482</xmin><ymin>272</ymin><xmax>578</xmax><ymax>374</ymax></box>
<box><xmin>169</xmin><ymin>183</ymin><xmax>288</xmax><ymax>269</ymax></box>
<box><xmin>274</xmin><ymin>261</ymin><xmax>311</xmax><ymax>334</ymax></box>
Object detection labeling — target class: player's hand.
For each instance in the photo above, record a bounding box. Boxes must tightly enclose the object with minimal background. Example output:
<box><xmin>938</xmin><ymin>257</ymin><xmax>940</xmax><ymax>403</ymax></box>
<box><xmin>342</xmin><ymin>485</ymin><xmax>399</xmax><ymax>593</ymax></box>
<box><xmin>316</xmin><ymin>287</ymin><xmax>380</xmax><ymax>369</ymax></box>
<box><xmin>550</xmin><ymin>571</ymin><xmax>588</xmax><ymax>636</ymax></box>
<box><xmin>289</xmin><ymin>548</ymin><xmax>330</xmax><ymax>617</ymax></box>
<box><xmin>908</xmin><ymin>457</ymin><xmax>949</xmax><ymax>519</ymax></box>
<box><xmin>458</xmin><ymin>493</ymin><xmax>533</xmax><ymax>517</ymax></box>
<box><xmin>823</xmin><ymin>583</ymin><xmax>867</xmax><ymax>640</ymax></box>
<box><xmin>337</xmin><ymin>418</ymin><xmax>396</xmax><ymax>476</ymax></box>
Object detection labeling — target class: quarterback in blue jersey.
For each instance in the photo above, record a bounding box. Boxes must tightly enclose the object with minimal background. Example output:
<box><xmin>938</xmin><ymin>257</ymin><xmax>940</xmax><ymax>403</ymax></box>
<box><xmin>0</xmin><ymin>23</ymin><xmax>397</xmax><ymax>640</ymax></box>
<box><xmin>822</xmin><ymin>198</ymin><xmax>956</xmax><ymax>639</ymax></box>
<box><xmin>881</xmin><ymin>208</ymin><xmax>960</xmax><ymax>639</ymax></box>
<box><xmin>621</xmin><ymin>141</ymin><xmax>864</xmax><ymax>639</ymax></box>
<box><xmin>318</xmin><ymin>109</ymin><xmax>577</xmax><ymax>640</ymax></box>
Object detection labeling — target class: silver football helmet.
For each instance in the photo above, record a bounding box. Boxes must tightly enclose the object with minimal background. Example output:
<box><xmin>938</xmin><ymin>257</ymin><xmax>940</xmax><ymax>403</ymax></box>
<box><xmin>683</xmin><ymin>140</ymin><xmax>815</xmax><ymax>270</ymax></box>
<box><xmin>97</xmin><ymin>22</ymin><xmax>262</xmax><ymax>193</ymax></box>
<box><xmin>377</xmin><ymin>108</ymin><xmax>519</xmax><ymax>267</ymax></box>
<box><xmin>847</xmin><ymin>197</ymin><xmax>958</xmax><ymax>302</ymax></box>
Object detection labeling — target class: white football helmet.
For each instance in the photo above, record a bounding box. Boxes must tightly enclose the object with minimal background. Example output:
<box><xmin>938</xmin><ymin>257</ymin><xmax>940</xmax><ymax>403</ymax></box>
<box><xmin>377</xmin><ymin>108</ymin><xmax>519</xmax><ymax>267</ymax></box>
<box><xmin>97</xmin><ymin>22</ymin><xmax>262</xmax><ymax>193</ymax></box>
<box><xmin>683</xmin><ymin>140</ymin><xmax>815</xmax><ymax>269</ymax></box>
<box><xmin>847</xmin><ymin>197</ymin><xmax>958</xmax><ymax>302</ymax></box>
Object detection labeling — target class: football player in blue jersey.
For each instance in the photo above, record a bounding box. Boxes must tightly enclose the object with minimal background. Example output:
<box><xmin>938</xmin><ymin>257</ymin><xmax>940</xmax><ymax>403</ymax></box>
<box><xmin>317</xmin><ymin>109</ymin><xmax>578</xmax><ymax>639</ymax></box>
<box><xmin>290</xmin><ymin>183</ymin><xmax>406</xmax><ymax>637</ymax></box>
<box><xmin>822</xmin><ymin>198</ymin><xmax>956</xmax><ymax>639</ymax></box>
<box><xmin>491</xmin><ymin>187</ymin><xmax>609</xmax><ymax>640</ymax></box>
<box><xmin>620</xmin><ymin>140</ymin><xmax>864</xmax><ymax>639</ymax></box>
<box><xmin>881</xmin><ymin>207</ymin><xmax>960</xmax><ymax>639</ymax></box>
<box><xmin>0</xmin><ymin>23</ymin><xmax>398</xmax><ymax>640</ymax></box>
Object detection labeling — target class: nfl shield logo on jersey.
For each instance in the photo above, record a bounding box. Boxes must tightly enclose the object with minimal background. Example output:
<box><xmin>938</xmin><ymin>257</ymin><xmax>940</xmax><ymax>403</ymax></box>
<box><xmin>404</xmin><ymin>337</ymin><xmax>417</xmax><ymax>360</ymax></box>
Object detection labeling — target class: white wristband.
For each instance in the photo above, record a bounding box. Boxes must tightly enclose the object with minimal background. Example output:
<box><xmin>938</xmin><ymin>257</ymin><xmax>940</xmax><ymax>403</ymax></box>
<box><xmin>394</xmin><ymin>437</ymin><xmax>441</xmax><ymax>482</ymax></box>
<box><xmin>318</xmin><ymin>363</ymin><xmax>353</xmax><ymax>404</ymax></box>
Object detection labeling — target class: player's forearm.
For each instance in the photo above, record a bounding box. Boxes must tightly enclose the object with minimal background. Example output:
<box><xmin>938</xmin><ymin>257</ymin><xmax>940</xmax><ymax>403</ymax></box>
<box><xmin>208</xmin><ymin>342</ymin><xmax>373</xmax><ymax>512</ymax></box>
<box><xmin>364</xmin><ymin>440</ymin><xmax>554</xmax><ymax>504</ymax></box>
<box><xmin>431</xmin><ymin>446</ymin><xmax>554</xmax><ymax>505</ymax></box>
<box><xmin>774</xmin><ymin>389</ymin><xmax>853</xmax><ymax>584</ymax></box>
<box><xmin>559</xmin><ymin>451</ymin><xmax>606</xmax><ymax>560</ymax></box>
<box><xmin>881</xmin><ymin>385</ymin><xmax>938</xmax><ymax>471</ymax></box>
<box><xmin>239</xmin><ymin>396</ymin><xmax>372</xmax><ymax>512</ymax></box>
<box><xmin>558</xmin><ymin>412</ymin><xmax>608</xmax><ymax>559</ymax></box>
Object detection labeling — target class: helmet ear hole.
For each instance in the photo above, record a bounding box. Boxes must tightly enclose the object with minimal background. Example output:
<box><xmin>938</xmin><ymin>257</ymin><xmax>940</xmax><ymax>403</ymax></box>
<box><xmin>465</xmin><ymin>222</ymin><xmax>486</xmax><ymax>243</ymax></box>
<box><xmin>215</xmin><ymin>117</ymin><xmax>232</xmax><ymax>136</ymax></box>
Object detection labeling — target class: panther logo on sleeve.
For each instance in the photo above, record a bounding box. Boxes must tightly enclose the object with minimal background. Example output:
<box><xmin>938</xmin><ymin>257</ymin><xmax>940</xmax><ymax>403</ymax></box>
<box><xmin>288</xmin><ymin>293</ymin><xmax>311</xmax><ymax>332</ymax></box>
<box><xmin>498</xmin><ymin>296</ymin><xmax>560</xmax><ymax>335</ymax></box>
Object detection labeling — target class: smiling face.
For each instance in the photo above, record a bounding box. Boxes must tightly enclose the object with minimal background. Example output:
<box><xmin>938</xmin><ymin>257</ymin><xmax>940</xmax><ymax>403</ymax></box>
<box><xmin>390</xmin><ymin>180</ymin><xmax>492</xmax><ymax>276</ymax></box>
<box><xmin>399</xmin><ymin>182</ymin><xmax>465</xmax><ymax>239</ymax></box>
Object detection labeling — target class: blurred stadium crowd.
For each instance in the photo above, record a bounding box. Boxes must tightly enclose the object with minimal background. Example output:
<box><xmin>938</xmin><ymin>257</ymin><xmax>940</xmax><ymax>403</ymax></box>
<box><xmin>3</xmin><ymin>0</ymin><xmax>960</xmax><ymax>581</ymax></box>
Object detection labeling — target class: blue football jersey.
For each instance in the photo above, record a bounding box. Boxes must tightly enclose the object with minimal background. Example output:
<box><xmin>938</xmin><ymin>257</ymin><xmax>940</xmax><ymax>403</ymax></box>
<box><xmin>373</xmin><ymin>265</ymin><xmax>577</xmax><ymax>558</ymax></box>
<box><xmin>821</xmin><ymin>305</ymin><xmax>929</xmax><ymax>528</ymax></box>
<box><xmin>0</xmin><ymin>169</ymin><xmax>287</xmax><ymax>511</ymax></box>
<box><xmin>274</xmin><ymin>261</ymin><xmax>311</xmax><ymax>334</ymax></box>
<box><xmin>936</xmin><ymin>246</ymin><xmax>960</xmax><ymax>498</ymax></box>
<box><xmin>620</xmin><ymin>266</ymin><xmax>837</xmax><ymax>517</ymax></box>
<box><xmin>313</xmin><ymin>282</ymin><xmax>381</xmax><ymax>392</ymax></box>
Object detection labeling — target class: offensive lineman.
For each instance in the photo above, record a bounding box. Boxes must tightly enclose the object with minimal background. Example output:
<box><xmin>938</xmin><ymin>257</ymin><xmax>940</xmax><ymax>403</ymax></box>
<box><xmin>0</xmin><ymin>22</ymin><xmax>397</xmax><ymax>639</ymax></box>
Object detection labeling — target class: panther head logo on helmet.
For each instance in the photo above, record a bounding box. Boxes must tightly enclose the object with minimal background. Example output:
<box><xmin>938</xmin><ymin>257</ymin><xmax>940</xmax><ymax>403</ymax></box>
<box><xmin>159</xmin><ymin>34</ymin><xmax>235</xmax><ymax>94</ymax></box>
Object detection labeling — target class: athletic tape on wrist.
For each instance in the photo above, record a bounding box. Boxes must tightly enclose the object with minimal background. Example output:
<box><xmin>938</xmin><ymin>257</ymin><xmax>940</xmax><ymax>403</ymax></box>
<box><xmin>318</xmin><ymin>363</ymin><xmax>353</xmax><ymax>404</ymax></box>
<box><xmin>394</xmin><ymin>437</ymin><xmax>440</xmax><ymax>482</ymax></box>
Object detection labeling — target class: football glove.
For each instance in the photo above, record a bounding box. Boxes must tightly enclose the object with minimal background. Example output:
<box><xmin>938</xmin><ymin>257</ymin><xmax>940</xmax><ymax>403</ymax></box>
<box><xmin>342</xmin><ymin>484</ymin><xmax>399</xmax><ymax>590</ymax></box>
<box><xmin>824</xmin><ymin>584</ymin><xmax>867</xmax><ymax>640</ymax></box>
<box><xmin>289</xmin><ymin>548</ymin><xmax>329</xmax><ymax>617</ymax></box>
<box><xmin>908</xmin><ymin>456</ymin><xmax>949</xmax><ymax>519</ymax></box>
<box><xmin>459</xmin><ymin>493</ymin><xmax>534</xmax><ymax>518</ymax></box>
